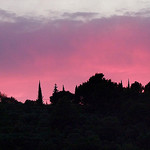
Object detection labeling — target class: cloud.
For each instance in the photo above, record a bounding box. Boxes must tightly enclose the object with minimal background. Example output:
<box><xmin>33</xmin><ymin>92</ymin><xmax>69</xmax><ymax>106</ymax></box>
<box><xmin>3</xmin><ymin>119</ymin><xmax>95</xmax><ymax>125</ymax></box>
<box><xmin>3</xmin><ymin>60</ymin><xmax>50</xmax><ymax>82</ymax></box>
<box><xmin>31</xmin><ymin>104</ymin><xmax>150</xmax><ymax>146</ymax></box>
<box><xmin>0</xmin><ymin>0</ymin><xmax>150</xmax><ymax>19</ymax></box>
<box><xmin>0</xmin><ymin>12</ymin><xmax>150</xmax><ymax>102</ymax></box>
<box><xmin>62</xmin><ymin>12</ymin><xmax>99</xmax><ymax>21</ymax></box>
<box><xmin>0</xmin><ymin>9</ymin><xmax>16</xmax><ymax>22</ymax></box>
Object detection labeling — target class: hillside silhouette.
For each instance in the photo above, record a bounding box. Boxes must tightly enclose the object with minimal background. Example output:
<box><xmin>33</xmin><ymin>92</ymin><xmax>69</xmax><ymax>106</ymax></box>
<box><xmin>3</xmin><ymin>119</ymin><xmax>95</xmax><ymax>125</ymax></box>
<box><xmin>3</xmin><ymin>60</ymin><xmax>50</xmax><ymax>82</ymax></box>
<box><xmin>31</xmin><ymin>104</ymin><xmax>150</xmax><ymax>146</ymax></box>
<box><xmin>1</xmin><ymin>73</ymin><xmax>150</xmax><ymax>150</ymax></box>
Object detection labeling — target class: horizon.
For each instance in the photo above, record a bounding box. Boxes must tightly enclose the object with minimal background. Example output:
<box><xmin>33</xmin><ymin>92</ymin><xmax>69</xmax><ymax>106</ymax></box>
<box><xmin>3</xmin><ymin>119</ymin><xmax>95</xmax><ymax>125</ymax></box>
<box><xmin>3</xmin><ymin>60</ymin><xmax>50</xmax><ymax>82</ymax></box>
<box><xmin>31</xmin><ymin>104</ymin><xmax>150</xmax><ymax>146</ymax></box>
<box><xmin>1</xmin><ymin>73</ymin><xmax>150</xmax><ymax>104</ymax></box>
<box><xmin>0</xmin><ymin>0</ymin><xmax>150</xmax><ymax>103</ymax></box>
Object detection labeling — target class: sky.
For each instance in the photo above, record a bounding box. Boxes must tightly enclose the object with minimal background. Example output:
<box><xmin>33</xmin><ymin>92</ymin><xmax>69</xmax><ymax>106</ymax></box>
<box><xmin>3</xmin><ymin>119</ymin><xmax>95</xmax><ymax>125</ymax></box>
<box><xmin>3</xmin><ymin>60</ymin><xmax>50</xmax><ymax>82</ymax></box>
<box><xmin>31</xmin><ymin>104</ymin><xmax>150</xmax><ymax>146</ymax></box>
<box><xmin>0</xmin><ymin>0</ymin><xmax>150</xmax><ymax>103</ymax></box>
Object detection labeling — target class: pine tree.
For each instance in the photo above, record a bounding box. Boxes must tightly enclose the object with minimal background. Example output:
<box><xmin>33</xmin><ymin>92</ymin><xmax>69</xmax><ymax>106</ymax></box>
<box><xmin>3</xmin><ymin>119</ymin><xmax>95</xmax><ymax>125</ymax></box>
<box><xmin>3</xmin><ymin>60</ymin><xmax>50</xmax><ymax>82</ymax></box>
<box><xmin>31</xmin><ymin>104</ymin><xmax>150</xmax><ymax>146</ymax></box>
<box><xmin>37</xmin><ymin>81</ymin><xmax>43</xmax><ymax>105</ymax></box>
<box><xmin>53</xmin><ymin>84</ymin><xmax>58</xmax><ymax>94</ymax></box>
<box><xmin>50</xmin><ymin>84</ymin><xmax>58</xmax><ymax>104</ymax></box>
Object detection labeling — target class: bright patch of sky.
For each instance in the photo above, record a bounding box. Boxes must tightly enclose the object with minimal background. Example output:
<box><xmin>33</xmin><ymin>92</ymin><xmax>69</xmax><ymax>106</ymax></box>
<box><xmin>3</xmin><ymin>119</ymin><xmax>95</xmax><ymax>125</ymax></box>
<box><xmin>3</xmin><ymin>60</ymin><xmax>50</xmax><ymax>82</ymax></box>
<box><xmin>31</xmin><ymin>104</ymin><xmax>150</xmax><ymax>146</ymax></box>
<box><xmin>0</xmin><ymin>0</ymin><xmax>149</xmax><ymax>19</ymax></box>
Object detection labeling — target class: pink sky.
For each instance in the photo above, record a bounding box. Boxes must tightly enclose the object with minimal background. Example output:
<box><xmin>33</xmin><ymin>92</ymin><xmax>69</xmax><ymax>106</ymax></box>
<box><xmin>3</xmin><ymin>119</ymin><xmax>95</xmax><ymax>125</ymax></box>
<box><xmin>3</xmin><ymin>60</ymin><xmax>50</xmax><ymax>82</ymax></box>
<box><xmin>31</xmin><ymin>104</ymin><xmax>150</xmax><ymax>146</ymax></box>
<box><xmin>0</xmin><ymin>9</ymin><xmax>150</xmax><ymax>103</ymax></box>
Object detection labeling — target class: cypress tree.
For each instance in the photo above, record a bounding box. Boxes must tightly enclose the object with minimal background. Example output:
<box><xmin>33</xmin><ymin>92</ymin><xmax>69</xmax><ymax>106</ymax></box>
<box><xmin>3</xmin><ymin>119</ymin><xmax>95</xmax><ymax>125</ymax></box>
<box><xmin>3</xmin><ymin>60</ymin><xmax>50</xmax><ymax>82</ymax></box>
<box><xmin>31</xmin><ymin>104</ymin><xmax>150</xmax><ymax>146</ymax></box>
<box><xmin>121</xmin><ymin>80</ymin><xmax>123</xmax><ymax>88</ymax></box>
<box><xmin>37</xmin><ymin>81</ymin><xmax>43</xmax><ymax>105</ymax></box>
<box><xmin>62</xmin><ymin>85</ymin><xmax>65</xmax><ymax>92</ymax></box>
<box><xmin>128</xmin><ymin>79</ymin><xmax>130</xmax><ymax>89</ymax></box>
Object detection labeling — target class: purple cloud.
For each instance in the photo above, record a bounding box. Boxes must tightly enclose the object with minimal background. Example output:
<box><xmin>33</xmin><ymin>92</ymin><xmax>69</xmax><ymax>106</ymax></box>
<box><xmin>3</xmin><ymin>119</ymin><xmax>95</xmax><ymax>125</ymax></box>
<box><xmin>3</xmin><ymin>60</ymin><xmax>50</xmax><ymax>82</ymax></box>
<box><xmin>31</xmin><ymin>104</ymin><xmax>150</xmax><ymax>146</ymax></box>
<box><xmin>0</xmin><ymin>10</ymin><xmax>150</xmax><ymax>102</ymax></box>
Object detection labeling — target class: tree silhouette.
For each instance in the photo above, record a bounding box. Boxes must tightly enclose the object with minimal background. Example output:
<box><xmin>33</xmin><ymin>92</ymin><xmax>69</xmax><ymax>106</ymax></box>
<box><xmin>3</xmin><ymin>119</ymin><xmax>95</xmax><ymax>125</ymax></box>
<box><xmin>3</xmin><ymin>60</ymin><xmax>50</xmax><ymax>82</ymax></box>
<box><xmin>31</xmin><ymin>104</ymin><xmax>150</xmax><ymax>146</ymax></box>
<box><xmin>120</xmin><ymin>80</ymin><xmax>123</xmax><ymax>88</ymax></box>
<box><xmin>1</xmin><ymin>96</ymin><xmax>18</xmax><ymax>104</ymax></box>
<box><xmin>75</xmin><ymin>73</ymin><xmax>122</xmax><ymax>109</ymax></box>
<box><xmin>75</xmin><ymin>85</ymin><xmax>78</xmax><ymax>94</ymax></box>
<box><xmin>25</xmin><ymin>99</ymin><xmax>36</xmax><ymax>105</ymax></box>
<box><xmin>62</xmin><ymin>85</ymin><xmax>65</xmax><ymax>92</ymax></box>
<box><xmin>53</xmin><ymin>83</ymin><xmax>58</xmax><ymax>94</ymax></box>
<box><xmin>37</xmin><ymin>81</ymin><xmax>43</xmax><ymax>105</ymax></box>
<box><xmin>118</xmin><ymin>80</ymin><xmax>123</xmax><ymax>90</ymax></box>
<box><xmin>50</xmin><ymin>84</ymin><xmax>74</xmax><ymax>104</ymax></box>
<box><xmin>50</xmin><ymin>84</ymin><xmax>58</xmax><ymax>104</ymax></box>
<box><xmin>131</xmin><ymin>81</ymin><xmax>143</xmax><ymax>94</ymax></box>
<box><xmin>2</xmin><ymin>73</ymin><xmax>150</xmax><ymax>150</ymax></box>
<box><xmin>128</xmin><ymin>79</ymin><xmax>130</xmax><ymax>89</ymax></box>
<box><xmin>0</xmin><ymin>92</ymin><xmax>6</xmax><ymax>103</ymax></box>
<box><xmin>144</xmin><ymin>82</ymin><xmax>150</xmax><ymax>94</ymax></box>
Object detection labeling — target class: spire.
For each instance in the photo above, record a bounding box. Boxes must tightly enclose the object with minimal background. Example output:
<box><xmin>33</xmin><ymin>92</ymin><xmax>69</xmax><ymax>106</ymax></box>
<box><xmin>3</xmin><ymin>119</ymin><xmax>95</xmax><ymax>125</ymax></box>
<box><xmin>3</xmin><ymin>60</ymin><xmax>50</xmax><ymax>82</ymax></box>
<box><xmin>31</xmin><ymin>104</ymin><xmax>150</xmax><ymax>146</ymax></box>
<box><xmin>37</xmin><ymin>81</ymin><xmax>43</xmax><ymax>105</ymax></box>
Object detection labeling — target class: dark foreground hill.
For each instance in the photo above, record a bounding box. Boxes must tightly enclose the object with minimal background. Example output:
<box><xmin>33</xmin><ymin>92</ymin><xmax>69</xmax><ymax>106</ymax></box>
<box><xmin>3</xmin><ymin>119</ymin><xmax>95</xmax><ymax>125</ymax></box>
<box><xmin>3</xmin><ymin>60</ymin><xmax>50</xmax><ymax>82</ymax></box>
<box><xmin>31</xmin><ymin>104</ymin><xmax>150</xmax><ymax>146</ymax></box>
<box><xmin>1</xmin><ymin>73</ymin><xmax>150</xmax><ymax>150</ymax></box>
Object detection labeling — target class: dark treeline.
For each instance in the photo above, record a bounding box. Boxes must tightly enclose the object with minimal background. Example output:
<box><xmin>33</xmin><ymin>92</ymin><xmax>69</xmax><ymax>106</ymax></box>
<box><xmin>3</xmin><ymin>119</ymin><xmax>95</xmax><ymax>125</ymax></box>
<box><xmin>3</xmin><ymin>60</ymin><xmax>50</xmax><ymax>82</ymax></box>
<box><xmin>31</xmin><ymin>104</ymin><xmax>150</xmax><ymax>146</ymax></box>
<box><xmin>1</xmin><ymin>73</ymin><xmax>150</xmax><ymax>150</ymax></box>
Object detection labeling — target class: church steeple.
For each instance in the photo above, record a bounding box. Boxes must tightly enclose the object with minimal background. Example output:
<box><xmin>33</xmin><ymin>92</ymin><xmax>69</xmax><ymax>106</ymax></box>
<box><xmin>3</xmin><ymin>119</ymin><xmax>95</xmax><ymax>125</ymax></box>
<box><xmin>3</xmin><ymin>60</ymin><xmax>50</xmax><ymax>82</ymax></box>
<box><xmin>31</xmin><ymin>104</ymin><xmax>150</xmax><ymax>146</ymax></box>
<box><xmin>37</xmin><ymin>81</ymin><xmax>43</xmax><ymax>105</ymax></box>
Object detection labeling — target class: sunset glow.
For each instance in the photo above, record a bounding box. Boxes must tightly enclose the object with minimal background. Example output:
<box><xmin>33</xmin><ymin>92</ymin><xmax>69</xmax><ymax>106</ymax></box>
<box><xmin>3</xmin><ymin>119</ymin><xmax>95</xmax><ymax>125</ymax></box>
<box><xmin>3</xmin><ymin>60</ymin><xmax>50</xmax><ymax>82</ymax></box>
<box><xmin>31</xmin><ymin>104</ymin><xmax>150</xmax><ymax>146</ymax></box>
<box><xmin>0</xmin><ymin>0</ymin><xmax>150</xmax><ymax>102</ymax></box>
